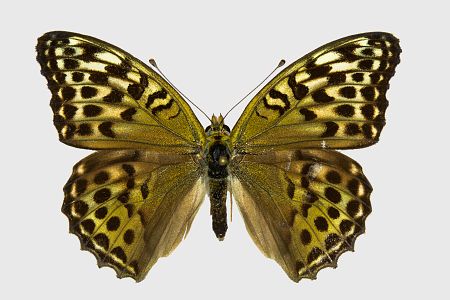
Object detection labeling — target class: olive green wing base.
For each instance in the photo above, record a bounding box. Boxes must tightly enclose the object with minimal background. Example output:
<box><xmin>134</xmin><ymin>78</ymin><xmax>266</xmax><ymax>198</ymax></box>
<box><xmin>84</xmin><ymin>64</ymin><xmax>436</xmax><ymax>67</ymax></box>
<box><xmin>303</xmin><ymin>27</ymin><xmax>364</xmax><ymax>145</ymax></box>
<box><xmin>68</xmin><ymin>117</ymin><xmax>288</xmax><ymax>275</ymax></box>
<box><xmin>230</xmin><ymin>149</ymin><xmax>372</xmax><ymax>281</ymax></box>
<box><xmin>62</xmin><ymin>150</ymin><xmax>206</xmax><ymax>281</ymax></box>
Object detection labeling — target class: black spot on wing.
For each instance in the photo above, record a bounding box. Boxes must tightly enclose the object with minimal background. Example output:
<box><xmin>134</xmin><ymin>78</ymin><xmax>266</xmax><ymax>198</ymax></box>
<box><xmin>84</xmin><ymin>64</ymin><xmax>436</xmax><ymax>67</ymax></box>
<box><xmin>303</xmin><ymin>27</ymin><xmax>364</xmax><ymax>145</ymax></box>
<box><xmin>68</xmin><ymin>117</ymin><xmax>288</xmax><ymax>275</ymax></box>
<box><xmin>83</xmin><ymin>104</ymin><xmax>102</xmax><ymax>117</ymax></box>
<box><xmin>335</xmin><ymin>104</ymin><xmax>355</xmax><ymax>117</ymax></box>
<box><xmin>336</xmin><ymin>45</ymin><xmax>360</xmax><ymax>62</ymax></box>
<box><xmin>362</xmin><ymin>124</ymin><xmax>373</xmax><ymax>139</ymax></box>
<box><xmin>299</xmin><ymin>108</ymin><xmax>317</xmax><ymax>121</ymax></box>
<box><xmin>63</xmin><ymin>47</ymin><xmax>75</xmax><ymax>56</ymax></box>
<box><xmin>314</xmin><ymin>216</ymin><xmax>328</xmax><ymax>231</ymax></box>
<box><xmin>307</xmin><ymin>65</ymin><xmax>332</xmax><ymax>78</ymax></box>
<box><xmin>325</xmin><ymin>187</ymin><xmax>341</xmax><ymax>203</ymax></box>
<box><xmin>89</xmin><ymin>72</ymin><xmax>109</xmax><ymax>84</ymax></box>
<box><xmin>79</xmin><ymin>45</ymin><xmax>102</xmax><ymax>62</ymax></box>
<box><xmin>345</xmin><ymin>123</ymin><xmax>360</xmax><ymax>135</ymax></box>
<box><xmin>77</xmin><ymin>123</ymin><xmax>92</xmax><ymax>136</ymax></box>
<box><xmin>367</xmin><ymin>73</ymin><xmax>380</xmax><ymax>85</ymax></box>
<box><xmin>321</xmin><ymin>122</ymin><xmax>339</xmax><ymax>137</ymax></box>
<box><xmin>98</xmin><ymin>121</ymin><xmax>115</xmax><ymax>138</ymax></box>
<box><xmin>127</xmin><ymin>83</ymin><xmax>144</xmax><ymax>100</ymax></box>
<box><xmin>50</xmin><ymin>95</ymin><xmax>62</xmax><ymax>113</ymax></box>
<box><xmin>352</xmin><ymin>73</ymin><xmax>364</xmax><ymax>82</ymax></box>
<box><xmin>103</xmin><ymin>90</ymin><xmax>124</xmax><ymax>103</ymax></box>
<box><xmin>118</xmin><ymin>192</ymin><xmax>129</xmax><ymax>204</ymax></box>
<box><xmin>55</xmin><ymin>72</ymin><xmax>66</xmax><ymax>84</ymax></box>
<box><xmin>63</xmin><ymin>104</ymin><xmax>78</xmax><ymax>119</ymax></box>
<box><xmin>327</xmin><ymin>207</ymin><xmax>340</xmax><ymax>219</ymax></box>
<box><xmin>288</xmin><ymin>73</ymin><xmax>309</xmax><ymax>100</ymax></box>
<box><xmin>339</xmin><ymin>86</ymin><xmax>356</xmax><ymax>99</ymax></box>
<box><xmin>122</xmin><ymin>164</ymin><xmax>135</xmax><ymax>176</ymax></box>
<box><xmin>328</xmin><ymin>73</ymin><xmax>346</xmax><ymax>85</ymax></box>
<box><xmin>361</xmin><ymin>48</ymin><xmax>374</xmax><ymax>56</ymax></box>
<box><xmin>141</xmin><ymin>182</ymin><xmax>149</xmax><ymax>199</ymax></box>
<box><xmin>80</xmin><ymin>219</ymin><xmax>95</xmax><ymax>234</ymax></box>
<box><xmin>127</xmin><ymin>178</ymin><xmax>135</xmax><ymax>189</ymax></box>
<box><xmin>325</xmin><ymin>233</ymin><xmax>341</xmax><ymax>250</ymax></box>
<box><xmin>74</xmin><ymin>179</ymin><xmax>87</xmax><ymax>195</ymax></box>
<box><xmin>93</xmin><ymin>233</ymin><xmax>109</xmax><ymax>249</ymax></box>
<box><xmin>120</xmin><ymin>108</ymin><xmax>137</xmax><ymax>121</ymax></box>
<box><xmin>286</xmin><ymin>177</ymin><xmax>295</xmax><ymax>199</ymax></box>
<box><xmin>72</xmin><ymin>72</ymin><xmax>84</xmax><ymax>82</ymax></box>
<box><xmin>105</xmin><ymin>62</ymin><xmax>130</xmax><ymax>78</ymax></box>
<box><xmin>361</xmin><ymin>104</ymin><xmax>375</xmax><ymax>120</ymax></box>
<box><xmin>123</xmin><ymin>229</ymin><xmax>135</xmax><ymax>245</ymax></box>
<box><xmin>300</xmin><ymin>230</ymin><xmax>312</xmax><ymax>245</ymax></box>
<box><xmin>358</xmin><ymin>59</ymin><xmax>374</xmax><ymax>70</ymax></box>
<box><xmin>307</xmin><ymin>247</ymin><xmax>325</xmax><ymax>264</ymax></box>
<box><xmin>61</xmin><ymin>86</ymin><xmax>76</xmax><ymax>101</ymax></box>
<box><xmin>111</xmin><ymin>246</ymin><xmax>127</xmax><ymax>263</ymax></box>
<box><xmin>81</xmin><ymin>86</ymin><xmax>97</xmax><ymax>99</ymax></box>
<box><xmin>339</xmin><ymin>220</ymin><xmax>353</xmax><ymax>234</ymax></box>
<box><xmin>94</xmin><ymin>171</ymin><xmax>109</xmax><ymax>185</ymax></box>
<box><xmin>64</xmin><ymin>59</ymin><xmax>79</xmax><ymax>69</ymax></box>
<box><xmin>312</xmin><ymin>89</ymin><xmax>334</xmax><ymax>103</ymax></box>
<box><xmin>361</xmin><ymin>86</ymin><xmax>375</xmax><ymax>101</ymax></box>
<box><xmin>94</xmin><ymin>188</ymin><xmax>111</xmax><ymax>204</ymax></box>
<box><xmin>106</xmin><ymin>216</ymin><xmax>120</xmax><ymax>231</ymax></box>
<box><xmin>139</xmin><ymin>72</ymin><xmax>149</xmax><ymax>87</ymax></box>
<box><xmin>325</xmin><ymin>170</ymin><xmax>341</xmax><ymax>184</ymax></box>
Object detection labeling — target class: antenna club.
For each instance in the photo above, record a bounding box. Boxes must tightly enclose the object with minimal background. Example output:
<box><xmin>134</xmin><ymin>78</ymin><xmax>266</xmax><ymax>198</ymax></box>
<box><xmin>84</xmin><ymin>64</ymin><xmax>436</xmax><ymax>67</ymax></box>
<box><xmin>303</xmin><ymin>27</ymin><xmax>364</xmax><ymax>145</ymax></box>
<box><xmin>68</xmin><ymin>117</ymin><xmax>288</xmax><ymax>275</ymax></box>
<box><xmin>149</xmin><ymin>58</ymin><xmax>157</xmax><ymax>67</ymax></box>
<box><xmin>278</xmin><ymin>59</ymin><xmax>286</xmax><ymax>67</ymax></box>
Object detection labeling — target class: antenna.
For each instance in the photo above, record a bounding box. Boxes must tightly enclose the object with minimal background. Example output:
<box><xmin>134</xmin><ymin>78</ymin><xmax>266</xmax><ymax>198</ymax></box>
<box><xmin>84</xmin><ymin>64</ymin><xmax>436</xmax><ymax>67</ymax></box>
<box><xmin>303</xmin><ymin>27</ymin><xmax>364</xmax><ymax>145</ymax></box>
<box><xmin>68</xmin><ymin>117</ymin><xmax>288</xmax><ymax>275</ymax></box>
<box><xmin>149</xmin><ymin>59</ymin><xmax>211</xmax><ymax>122</ymax></box>
<box><xmin>223</xmin><ymin>59</ymin><xmax>285</xmax><ymax>120</ymax></box>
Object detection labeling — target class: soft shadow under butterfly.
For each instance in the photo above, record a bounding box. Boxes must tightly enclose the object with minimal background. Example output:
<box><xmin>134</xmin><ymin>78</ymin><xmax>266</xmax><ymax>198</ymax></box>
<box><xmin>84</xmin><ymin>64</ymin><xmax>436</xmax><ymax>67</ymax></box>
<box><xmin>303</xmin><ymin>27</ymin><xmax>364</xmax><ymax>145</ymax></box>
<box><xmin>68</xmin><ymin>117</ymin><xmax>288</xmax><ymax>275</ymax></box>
<box><xmin>36</xmin><ymin>31</ymin><xmax>400</xmax><ymax>282</ymax></box>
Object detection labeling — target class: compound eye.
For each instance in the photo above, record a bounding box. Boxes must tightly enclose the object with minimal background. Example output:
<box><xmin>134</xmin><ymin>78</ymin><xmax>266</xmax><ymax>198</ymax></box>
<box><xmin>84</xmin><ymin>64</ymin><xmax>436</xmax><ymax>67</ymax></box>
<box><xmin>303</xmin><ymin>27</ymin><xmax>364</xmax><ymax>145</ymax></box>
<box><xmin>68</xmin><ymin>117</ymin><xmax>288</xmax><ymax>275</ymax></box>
<box><xmin>205</xmin><ymin>125</ymin><xmax>211</xmax><ymax>133</ymax></box>
<box><xmin>222</xmin><ymin>125</ymin><xmax>231</xmax><ymax>133</ymax></box>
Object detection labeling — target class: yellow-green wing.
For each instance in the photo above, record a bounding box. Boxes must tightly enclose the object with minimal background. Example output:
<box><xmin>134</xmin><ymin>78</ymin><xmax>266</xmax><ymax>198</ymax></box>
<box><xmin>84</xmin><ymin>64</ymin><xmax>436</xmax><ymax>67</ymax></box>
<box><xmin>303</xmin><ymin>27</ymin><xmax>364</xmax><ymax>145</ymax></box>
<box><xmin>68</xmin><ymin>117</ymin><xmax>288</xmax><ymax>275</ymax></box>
<box><xmin>62</xmin><ymin>150</ymin><xmax>206</xmax><ymax>281</ymax></box>
<box><xmin>37</xmin><ymin>31</ymin><xmax>205</xmax><ymax>153</ymax></box>
<box><xmin>230</xmin><ymin>149</ymin><xmax>371</xmax><ymax>281</ymax></box>
<box><xmin>230</xmin><ymin>32</ymin><xmax>401</xmax><ymax>152</ymax></box>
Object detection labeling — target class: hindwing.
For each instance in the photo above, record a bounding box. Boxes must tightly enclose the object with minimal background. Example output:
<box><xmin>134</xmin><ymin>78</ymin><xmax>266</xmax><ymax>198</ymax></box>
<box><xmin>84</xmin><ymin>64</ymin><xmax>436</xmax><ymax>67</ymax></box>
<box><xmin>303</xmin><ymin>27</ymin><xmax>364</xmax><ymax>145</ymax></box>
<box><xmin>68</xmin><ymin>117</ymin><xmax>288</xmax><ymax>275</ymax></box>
<box><xmin>230</xmin><ymin>149</ymin><xmax>371</xmax><ymax>281</ymax></box>
<box><xmin>62</xmin><ymin>150</ymin><xmax>205</xmax><ymax>281</ymax></box>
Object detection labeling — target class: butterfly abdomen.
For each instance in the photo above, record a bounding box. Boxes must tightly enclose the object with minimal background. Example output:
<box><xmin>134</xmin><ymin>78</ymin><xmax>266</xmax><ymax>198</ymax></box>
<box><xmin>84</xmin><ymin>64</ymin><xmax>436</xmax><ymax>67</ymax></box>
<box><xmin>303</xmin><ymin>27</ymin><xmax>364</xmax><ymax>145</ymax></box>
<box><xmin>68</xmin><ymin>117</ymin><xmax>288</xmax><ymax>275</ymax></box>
<box><xmin>208</xmin><ymin>178</ymin><xmax>228</xmax><ymax>240</ymax></box>
<box><xmin>206</xmin><ymin>141</ymin><xmax>231</xmax><ymax>240</ymax></box>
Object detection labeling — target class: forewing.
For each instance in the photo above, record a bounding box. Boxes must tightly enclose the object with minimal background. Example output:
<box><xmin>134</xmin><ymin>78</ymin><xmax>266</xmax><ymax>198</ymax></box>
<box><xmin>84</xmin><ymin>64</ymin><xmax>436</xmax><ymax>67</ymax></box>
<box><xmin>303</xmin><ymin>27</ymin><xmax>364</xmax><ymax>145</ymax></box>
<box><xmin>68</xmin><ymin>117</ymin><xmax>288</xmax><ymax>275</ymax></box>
<box><xmin>230</xmin><ymin>149</ymin><xmax>371</xmax><ymax>281</ymax></box>
<box><xmin>231</xmin><ymin>32</ymin><xmax>401</xmax><ymax>152</ymax></box>
<box><xmin>36</xmin><ymin>31</ymin><xmax>205</xmax><ymax>152</ymax></box>
<box><xmin>62</xmin><ymin>150</ymin><xmax>206</xmax><ymax>281</ymax></box>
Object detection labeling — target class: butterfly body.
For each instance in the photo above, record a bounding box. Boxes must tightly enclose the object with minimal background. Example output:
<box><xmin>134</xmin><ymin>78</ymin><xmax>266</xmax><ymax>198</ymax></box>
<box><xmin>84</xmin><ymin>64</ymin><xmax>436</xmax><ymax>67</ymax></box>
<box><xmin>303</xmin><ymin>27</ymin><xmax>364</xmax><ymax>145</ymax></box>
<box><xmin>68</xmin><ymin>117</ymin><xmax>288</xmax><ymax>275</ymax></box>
<box><xmin>204</xmin><ymin>114</ymin><xmax>231</xmax><ymax>239</ymax></box>
<box><xmin>37</xmin><ymin>31</ymin><xmax>400</xmax><ymax>282</ymax></box>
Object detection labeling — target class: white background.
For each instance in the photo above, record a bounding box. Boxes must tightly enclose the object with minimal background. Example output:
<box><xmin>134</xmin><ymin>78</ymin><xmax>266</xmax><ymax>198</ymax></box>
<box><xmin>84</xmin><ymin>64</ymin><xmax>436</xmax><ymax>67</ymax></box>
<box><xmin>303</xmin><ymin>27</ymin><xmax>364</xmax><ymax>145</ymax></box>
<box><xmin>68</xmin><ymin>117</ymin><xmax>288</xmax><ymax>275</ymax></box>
<box><xmin>1</xmin><ymin>0</ymin><xmax>448</xmax><ymax>299</ymax></box>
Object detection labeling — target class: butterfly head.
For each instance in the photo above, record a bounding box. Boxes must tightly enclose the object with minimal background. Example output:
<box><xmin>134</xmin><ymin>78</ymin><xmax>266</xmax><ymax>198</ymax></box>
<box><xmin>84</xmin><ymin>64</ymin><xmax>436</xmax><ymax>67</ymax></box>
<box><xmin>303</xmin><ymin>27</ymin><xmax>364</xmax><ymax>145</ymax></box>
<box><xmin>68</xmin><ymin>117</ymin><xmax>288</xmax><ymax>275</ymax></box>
<box><xmin>205</xmin><ymin>114</ymin><xmax>230</xmax><ymax>137</ymax></box>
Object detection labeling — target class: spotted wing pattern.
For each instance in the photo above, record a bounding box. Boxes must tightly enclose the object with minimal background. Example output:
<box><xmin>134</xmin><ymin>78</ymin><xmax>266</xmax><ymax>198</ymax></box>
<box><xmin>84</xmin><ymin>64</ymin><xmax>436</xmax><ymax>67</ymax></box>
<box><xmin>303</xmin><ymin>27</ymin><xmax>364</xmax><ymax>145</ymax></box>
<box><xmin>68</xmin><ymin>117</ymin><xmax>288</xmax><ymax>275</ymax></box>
<box><xmin>62</xmin><ymin>150</ymin><xmax>205</xmax><ymax>281</ymax></box>
<box><xmin>36</xmin><ymin>31</ymin><xmax>205</xmax><ymax>153</ymax></box>
<box><xmin>37</xmin><ymin>31</ymin><xmax>400</xmax><ymax>283</ymax></box>
<box><xmin>231</xmin><ymin>32</ymin><xmax>401</xmax><ymax>152</ymax></box>
<box><xmin>231</xmin><ymin>149</ymin><xmax>372</xmax><ymax>281</ymax></box>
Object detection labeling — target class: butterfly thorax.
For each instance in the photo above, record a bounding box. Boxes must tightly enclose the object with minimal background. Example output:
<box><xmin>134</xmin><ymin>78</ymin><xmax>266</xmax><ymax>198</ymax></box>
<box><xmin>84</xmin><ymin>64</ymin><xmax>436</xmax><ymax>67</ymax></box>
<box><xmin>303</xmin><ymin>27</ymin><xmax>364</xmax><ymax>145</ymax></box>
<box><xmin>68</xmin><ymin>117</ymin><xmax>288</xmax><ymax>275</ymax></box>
<box><xmin>205</xmin><ymin>115</ymin><xmax>231</xmax><ymax>240</ymax></box>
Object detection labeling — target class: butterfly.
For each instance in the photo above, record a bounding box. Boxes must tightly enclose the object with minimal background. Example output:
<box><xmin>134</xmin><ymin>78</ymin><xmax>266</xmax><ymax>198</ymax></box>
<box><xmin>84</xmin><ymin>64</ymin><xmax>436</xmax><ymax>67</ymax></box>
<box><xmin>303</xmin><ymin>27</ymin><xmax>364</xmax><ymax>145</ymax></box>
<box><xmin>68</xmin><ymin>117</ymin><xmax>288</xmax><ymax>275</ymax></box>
<box><xmin>36</xmin><ymin>31</ymin><xmax>401</xmax><ymax>282</ymax></box>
